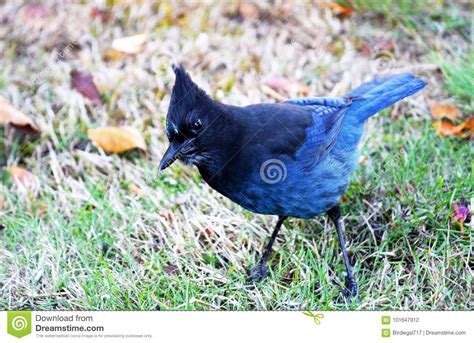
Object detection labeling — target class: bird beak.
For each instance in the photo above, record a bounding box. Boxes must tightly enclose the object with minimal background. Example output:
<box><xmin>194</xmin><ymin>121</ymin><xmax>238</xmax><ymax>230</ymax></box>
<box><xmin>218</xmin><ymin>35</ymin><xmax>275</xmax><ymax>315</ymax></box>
<box><xmin>159</xmin><ymin>141</ymin><xmax>186</xmax><ymax>171</ymax></box>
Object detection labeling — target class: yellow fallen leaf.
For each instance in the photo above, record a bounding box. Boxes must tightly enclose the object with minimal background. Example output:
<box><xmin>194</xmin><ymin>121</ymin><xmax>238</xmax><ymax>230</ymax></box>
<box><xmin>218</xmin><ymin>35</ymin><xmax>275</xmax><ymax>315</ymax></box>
<box><xmin>103</xmin><ymin>49</ymin><xmax>127</xmax><ymax>62</ymax></box>
<box><xmin>429</xmin><ymin>102</ymin><xmax>461</xmax><ymax>120</ymax></box>
<box><xmin>111</xmin><ymin>33</ymin><xmax>148</xmax><ymax>55</ymax></box>
<box><xmin>10</xmin><ymin>166</ymin><xmax>40</xmax><ymax>193</ymax></box>
<box><xmin>0</xmin><ymin>96</ymin><xmax>40</xmax><ymax>134</ymax></box>
<box><xmin>87</xmin><ymin>126</ymin><xmax>147</xmax><ymax>153</ymax></box>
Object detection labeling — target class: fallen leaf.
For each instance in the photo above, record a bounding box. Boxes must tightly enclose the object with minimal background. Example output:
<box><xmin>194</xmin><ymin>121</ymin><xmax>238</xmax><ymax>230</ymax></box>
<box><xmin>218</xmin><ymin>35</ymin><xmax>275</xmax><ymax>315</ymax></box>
<box><xmin>204</xmin><ymin>226</ymin><xmax>213</xmax><ymax>238</ymax></box>
<box><xmin>90</xmin><ymin>7</ymin><xmax>111</xmax><ymax>23</ymax></box>
<box><xmin>327</xmin><ymin>2</ymin><xmax>353</xmax><ymax>18</ymax></box>
<box><xmin>87</xmin><ymin>126</ymin><xmax>147</xmax><ymax>153</ymax></box>
<box><xmin>260</xmin><ymin>84</ymin><xmax>286</xmax><ymax>101</ymax></box>
<box><xmin>10</xmin><ymin>166</ymin><xmax>40</xmax><ymax>193</ymax></box>
<box><xmin>22</xmin><ymin>4</ymin><xmax>50</xmax><ymax>18</ymax></box>
<box><xmin>0</xmin><ymin>96</ymin><xmax>40</xmax><ymax>134</ymax></box>
<box><xmin>163</xmin><ymin>264</ymin><xmax>179</xmax><ymax>275</ymax></box>
<box><xmin>453</xmin><ymin>199</ymin><xmax>469</xmax><ymax>231</ymax></box>
<box><xmin>463</xmin><ymin>116</ymin><xmax>474</xmax><ymax>131</ymax></box>
<box><xmin>433</xmin><ymin>117</ymin><xmax>474</xmax><ymax>138</ymax></box>
<box><xmin>430</xmin><ymin>102</ymin><xmax>461</xmax><ymax>120</ymax></box>
<box><xmin>70</xmin><ymin>70</ymin><xmax>102</xmax><ymax>105</ymax></box>
<box><xmin>129</xmin><ymin>183</ymin><xmax>144</xmax><ymax>197</ymax></box>
<box><xmin>103</xmin><ymin>49</ymin><xmax>126</xmax><ymax>62</ymax></box>
<box><xmin>111</xmin><ymin>33</ymin><xmax>148</xmax><ymax>55</ymax></box>
<box><xmin>373</xmin><ymin>39</ymin><xmax>395</xmax><ymax>52</ymax></box>
<box><xmin>264</xmin><ymin>77</ymin><xmax>309</xmax><ymax>95</ymax></box>
<box><xmin>20</xmin><ymin>4</ymin><xmax>51</xmax><ymax>29</ymax></box>
<box><xmin>239</xmin><ymin>4</ymin><xmax>259</xmax><ymax>21</ymax></box>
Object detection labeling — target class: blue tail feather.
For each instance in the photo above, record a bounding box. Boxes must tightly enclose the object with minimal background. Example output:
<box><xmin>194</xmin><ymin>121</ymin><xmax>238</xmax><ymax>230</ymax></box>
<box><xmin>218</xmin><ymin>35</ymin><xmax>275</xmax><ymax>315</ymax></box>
<box><xmin>346</xmin><ymin>73</ymin><xmax>426</xmax><ymax>122</ymax></box>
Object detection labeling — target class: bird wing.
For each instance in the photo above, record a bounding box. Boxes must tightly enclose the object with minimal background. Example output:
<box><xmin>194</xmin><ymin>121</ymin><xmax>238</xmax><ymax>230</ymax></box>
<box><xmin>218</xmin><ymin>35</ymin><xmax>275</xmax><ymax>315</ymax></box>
<box><xmin>283</xmin><ymin>96</ymin><xmax>353</xmax><ymax>170</ymax></box>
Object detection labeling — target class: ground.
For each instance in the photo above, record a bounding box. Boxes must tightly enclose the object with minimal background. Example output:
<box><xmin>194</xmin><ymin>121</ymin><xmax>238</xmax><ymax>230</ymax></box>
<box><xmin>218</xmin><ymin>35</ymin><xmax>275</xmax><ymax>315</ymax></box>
<box><xmin>0</xmin><ymin>1</ymin><xmax>472</xmax><ymax>310</ymax></box>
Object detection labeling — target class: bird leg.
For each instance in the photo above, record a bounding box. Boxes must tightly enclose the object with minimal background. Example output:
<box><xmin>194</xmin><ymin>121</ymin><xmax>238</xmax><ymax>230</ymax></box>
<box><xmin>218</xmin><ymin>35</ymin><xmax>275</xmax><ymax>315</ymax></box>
<box><xmin>248</xmin><ymin>216</ymin><xmax>287</xmax><ymax>283</ymax></box>
<box><xmin>327</xmin><ymin>205</ymin><xmax>359</xmax><ymax>301</ymax></box>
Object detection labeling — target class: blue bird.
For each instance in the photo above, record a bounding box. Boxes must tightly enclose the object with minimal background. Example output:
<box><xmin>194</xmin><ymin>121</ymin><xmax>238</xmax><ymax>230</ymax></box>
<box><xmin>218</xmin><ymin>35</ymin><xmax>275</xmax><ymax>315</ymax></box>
<box><xmin>160</xmin><ymin>65</ymin><xmax>426</xmax><ymax>300</ymax></box>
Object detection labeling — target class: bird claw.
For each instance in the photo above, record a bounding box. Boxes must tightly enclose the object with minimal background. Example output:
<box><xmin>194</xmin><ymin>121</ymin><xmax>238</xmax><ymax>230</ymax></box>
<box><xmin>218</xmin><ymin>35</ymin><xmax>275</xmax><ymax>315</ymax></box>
<box><xmin>333</xmin><ymin>277</ymin><xmax>360</xmax><ymax>303</ymax></box>
<box><xmin>342</xmin><ymin>277</ymin><xmax>360</xmax><ymax>302</ymax></box>
<box><xmin>248</xmin><ymin>264</ymin><xmax>268</xmax><ymax>283</ymax></box>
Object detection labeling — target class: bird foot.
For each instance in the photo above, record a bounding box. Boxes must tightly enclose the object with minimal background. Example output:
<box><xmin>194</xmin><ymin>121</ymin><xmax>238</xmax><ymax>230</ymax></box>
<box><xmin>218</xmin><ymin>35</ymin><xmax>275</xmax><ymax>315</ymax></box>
<box><xmin>333</xmin><ymin>277</ymin><xmax>359</xmax><ymax>303</ymax></box>
<box><xmin>248</xmin><ymin>263</ymin><xmax>268</xmax><ymax>283</ymax></box>
<box><xmin>341</xmin><ymin>277</ymin><xmax>360</xmax><ymax>302</ymax></box>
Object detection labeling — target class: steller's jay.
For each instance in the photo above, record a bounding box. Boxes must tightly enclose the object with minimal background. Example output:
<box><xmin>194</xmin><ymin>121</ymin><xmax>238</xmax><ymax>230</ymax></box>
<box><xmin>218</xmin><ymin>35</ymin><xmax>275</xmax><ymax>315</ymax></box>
<box><xmin>160</xmin><ymin>64</ymin><xmax>426</xmax><ymax>300</ymax></box>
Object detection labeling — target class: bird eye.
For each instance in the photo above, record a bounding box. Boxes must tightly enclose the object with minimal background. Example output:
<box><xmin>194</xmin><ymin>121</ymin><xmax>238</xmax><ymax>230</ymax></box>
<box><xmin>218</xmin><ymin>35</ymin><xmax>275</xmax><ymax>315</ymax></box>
<box><xmin>193</xmin><ymin>119</ymin><xmax>202</xmax><ymax>130</ymax></box>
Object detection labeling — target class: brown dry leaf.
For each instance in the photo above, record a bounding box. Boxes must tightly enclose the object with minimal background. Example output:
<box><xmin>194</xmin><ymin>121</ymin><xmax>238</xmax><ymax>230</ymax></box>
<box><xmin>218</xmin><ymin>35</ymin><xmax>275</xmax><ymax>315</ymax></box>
<box><xmin>70</xmin><ymin>70</ymin><xmax>102</xmax><ymax>105</ymax></box>
<box><xmin>111</xmin><ymin>33</ymin><xmax>148</xmax><ymax>55</ymax></box>
<box><xmin>87</xmin><ymin>126</ymin><xmax>147</xmax><ymax>153</ymax></box>
<box><xmin>429</xmin><ymin>102</ymin><xmax>461</xmax><ymax>120</ymax></box>
<box><xmin>327</xmin><ymin>2</ymin><xmax>353</xmax><ymax>18</ymax></box>
<box><xmin>0</xmin><ymin>96</ymin><xmax>40</xmax><ymax>134</ymax></box>
<box><xmin>90</xmin><ymin>7</ymin><xmax>111</xmax><ymax>23</ymax></box>
<box><xmin>10</xmin><ymin>166</ymin><xmax>40</xmax><ymax>193</ymax></box>
<box><xmin>163</xmin><ymin>264</ymin><xmax>179</xmax><ymax>275</ymax></box>
<box><xmin>264</xmin><ymin>77</ymin><xmax>310</xmax><ymax>95</ymax></box>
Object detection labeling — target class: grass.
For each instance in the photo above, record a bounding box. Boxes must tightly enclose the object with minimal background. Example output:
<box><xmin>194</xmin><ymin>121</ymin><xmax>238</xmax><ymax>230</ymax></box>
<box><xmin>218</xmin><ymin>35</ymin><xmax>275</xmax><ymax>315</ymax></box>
<box><xmin>0</xmin><ymin>1</ymin><xmax>472</xmax><ymax>310</ymax></box>
<box><xmin>433</xmin><ymin>50</ymin><xmax>474</xmax><ymax>111</ymax></box>
<box><xmin>1</xmin><ymin>117</ymin><xmax>471</xmax><ymax>310</ymax></box>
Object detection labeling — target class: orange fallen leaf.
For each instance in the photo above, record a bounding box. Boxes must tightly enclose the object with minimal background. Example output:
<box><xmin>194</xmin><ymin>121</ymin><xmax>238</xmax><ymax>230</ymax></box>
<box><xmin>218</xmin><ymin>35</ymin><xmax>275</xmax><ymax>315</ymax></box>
<box><xmin>463</xmin><ymin>116</ymin><xmax>474</xmax><ymax>131</ymax></box>
<box><xmin>0</xmin><ymin>96</ymin><xmax>40</xmax><ymax>134</ymax></box>
<box><xmin>327</xmin><ymin>2</ymin><xmax>353</xmax><ymax>18</ymax></box>
<box><xmin>433</xmin><ymin>117</ymin><xmax>474</xmax><ymax>138</ymax></box>
<box><xmin>264</xmin><ymin>77</ymin><xmax>310</xmax><ymax>95</ymax></box>
<box><xmin>129</xmin><ymin>183</ymin><xmax>144</xmax><ymax>197</ymax></box>
<box><xmin>87</xmin><ymin>126</ymin><xmax>147</xmax><ymax>153</ymax></box>
<box><xmin>111</xmin><ymin>33</ymin><xmax>148</xmax><ymax>55</ymax></box>
<box><xmin>430</xmin><ymin>102</ymin><xmax>461</xmax><ymax>120</ymax></box>
<box><xmin>10</xmin><ymin>166</ymin><xmax>40</xmax><ymax>193</ymax></box>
